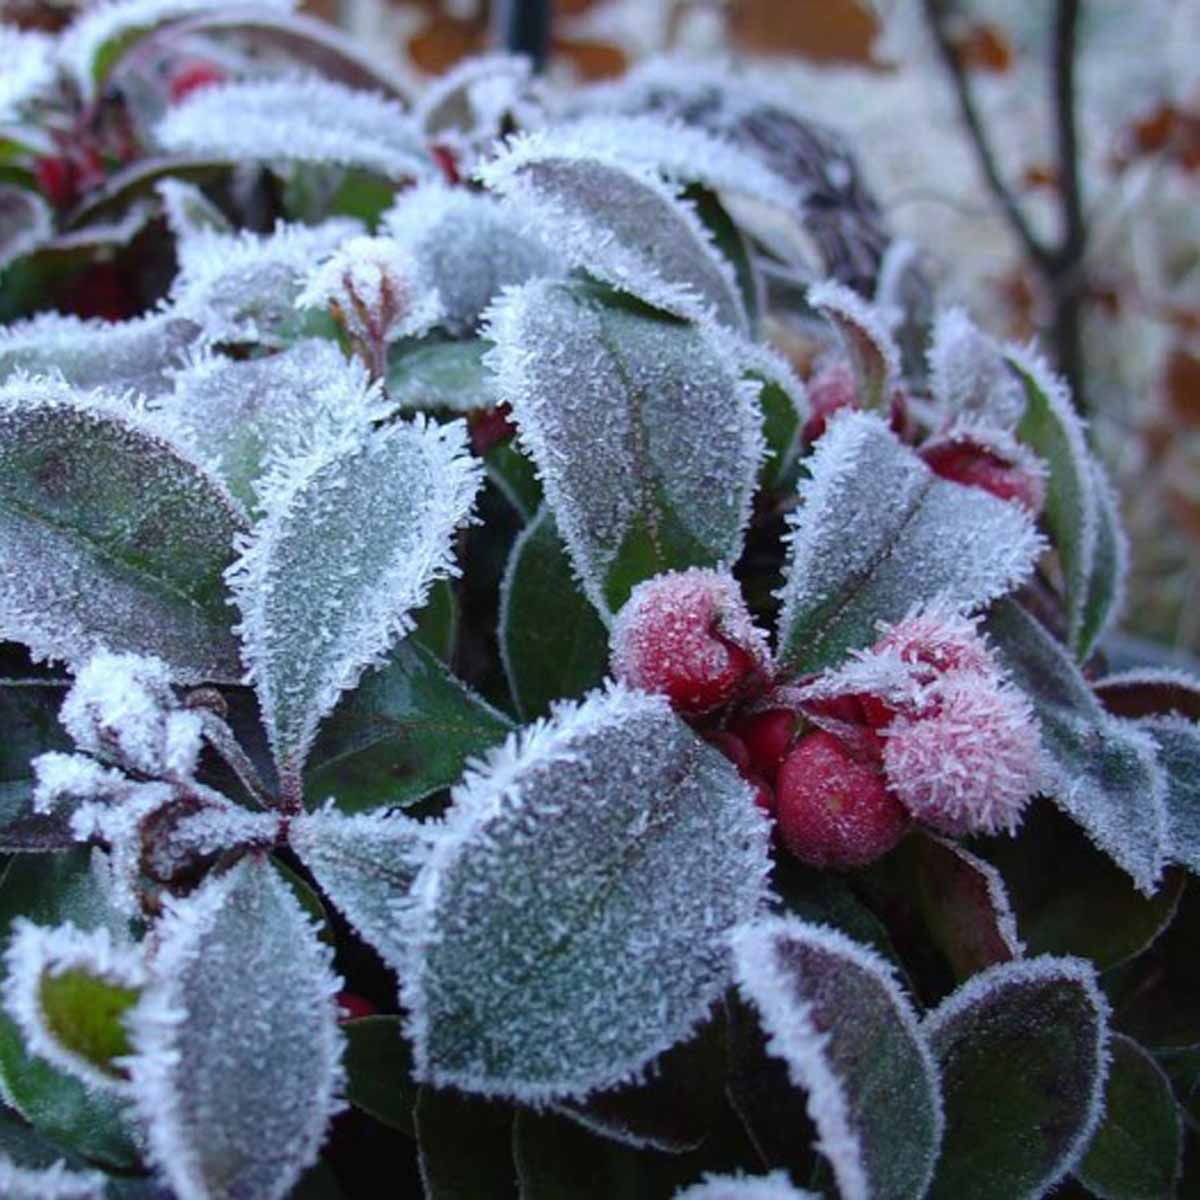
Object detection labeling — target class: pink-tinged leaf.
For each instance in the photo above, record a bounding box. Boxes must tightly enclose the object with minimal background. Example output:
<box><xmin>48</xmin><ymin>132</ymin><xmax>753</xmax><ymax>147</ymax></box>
<box><xmin>1095</xmin><ymin>667</ymin><xmax>1200</xmax><ymax>723</ymax></box>
<box><xmin>124</xmin><ymin>857</ymin><xmax>344</xmax><ymax>1200</ymax></box>
<box><xmin>808</xmin><ymin>280</ymin><xmax>898</xmax><ymax>412</ymax></box>
<box><xmin>923</xmin><ymin>956</ymin><xmax>1109</xmax><ymax>1200</ymax></box>
<box><xmin>398</xmin><ymin>683</ymin><xmax>771</xmax><ymax>1103</ymax></box>
<box><xmin>731</xmin><ymin>916</ymin><xmax>943</xmax><ymax>1200</ymax></box>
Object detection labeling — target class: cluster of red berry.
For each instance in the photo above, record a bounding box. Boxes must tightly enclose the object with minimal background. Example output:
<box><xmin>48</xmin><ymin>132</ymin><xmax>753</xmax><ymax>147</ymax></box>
<box><xmin>611</xmin><ymin>570</ymin><xmax>1042</xmax><ymax>872</ymax></box>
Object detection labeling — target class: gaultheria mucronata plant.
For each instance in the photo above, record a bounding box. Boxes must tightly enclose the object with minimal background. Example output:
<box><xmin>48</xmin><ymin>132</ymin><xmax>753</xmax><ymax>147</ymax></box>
<box><xmin>0</xmin><ymin>4</ymin><xmax>1195</xmax><ymax>1197</ymax></box>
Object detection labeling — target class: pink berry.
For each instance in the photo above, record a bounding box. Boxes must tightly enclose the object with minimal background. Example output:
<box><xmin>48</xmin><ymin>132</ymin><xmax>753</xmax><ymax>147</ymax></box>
<box><xmin>610</xmin><ymin>569</ymin><xmax>770</xmax><ymax>717</ymax></box>
<box><xmin>775</xmin><ymin>730</ymin><xmax>910</xmax><ymax>869</ymax></box>
<box><xmin>881</xmin><ymin>673</ymin><xmax>1042</xmax><ymax>836</ymax></box>
<box><xmin>169</xmin><ymin>60</ymin><xmax>225</xmax><ymax>105</ymax></box>
<box><xmin>921</xmin><ymin>435</ymin><xmax>1047</xmax><ymax>516</ymax></box>
<box><xmin>335</xmin><ymin>992</ymin><xmax>377</xmax><ymax>1022</ymax></box>
<box><xmin>802</xmin><ymin>357</ymin><xmax>857</xmax><ymax>443</ymax></box>
<box><xmin>873</xmin><ymin>609</ymin><xmax>996</xmax><ymax>686</ymax></box>
<box><xmin>730</xmin><ymin>708</ymin><xmax>799</xmax><ymax>776</ymax></box>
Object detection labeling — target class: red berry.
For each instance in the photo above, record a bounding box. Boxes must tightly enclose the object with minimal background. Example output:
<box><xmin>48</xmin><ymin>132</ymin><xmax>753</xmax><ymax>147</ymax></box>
<box><xmin>335</xmin><ymin>991</ymin><xmax>377</xmax><ymax>1022</ymax></box>
<box><xmin>610</xmin><ymin>569</ymin><xmax>770</xmax><ymax>717</ymax></box>
<box><xmin>469</xmin><ymin>403</ymin><xmax>515</xmax><ymax>455</ymax></box>
<box><xmin>921</xmin><ymin>437</ymin><xmax>1046</xmax><ymax>516</ymax></box>
<box><xmin>35</xmin><ymin>155</ymin><xmax>77</xmax><ymax>209</ymax></box>
<box><xmin>169</xmin><ymin>60</ymin><xmax>225</xmax><ymax>104</ymax></box>
<box><xmin>731</xmin><ymin>708</ymin><xmax>798</xmax><ymax>776</ymax></box>
<box><xmin>802</xmin><ymin>357</ymin><xmax>857</xmax><ymax>443</ymax></box>
<box><xmin>430</xmin><ymin>143</ymin><xmax>461</xmax><ymax>186</ymax></box>
<box><xmin>857</xmin><ymin>693</ymin><xmax>895</xmax><ymax>729</ymax></box>
<box><xmin>704</xmin><ymin>730</ymin><xmax>752</xmax><ymax>775</ymax></box>
<box><xmin>775</xmin><ymin>730</ymin><xmax>909</xmax><ymax>869</ymax></box>
<box><xmin>748</xmin><ymin>772</ymin><xmax>775</xmax><ymax>817</ymax></box>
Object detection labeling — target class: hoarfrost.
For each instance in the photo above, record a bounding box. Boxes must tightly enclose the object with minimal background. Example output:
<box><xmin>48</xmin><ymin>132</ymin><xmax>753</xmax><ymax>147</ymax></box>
<box><xmin>775</xmin><ymin>412</ymin><xmax>1044</xmax><ymax>672</ymax></box>
<box><xmin>675</xmin><ymin>1172</ymin><xmax>819</xmax><ymax>1200</ymax></box>
<box><xmin>0</xmin><ymin>312</ymin><xmax>197</xmax><ymax>399</ymax></box>
<box><xmin>927</xmin><ymin>308</ymin><xmax>1025</xmax><ymax>431</ymax></box>
<box><xmin>0</xmin><ymin>28</ymin><xmax>55</xmax><ymax>130</ymax></box>
<box><xmin>124</xmin><ymin>857</ymin><xmax>344</xmax><ymax>1200</ymax></box>
<box><xmin>155</xmin><ymin>179</ymin><xmax>231</xmax><ymax>240</ymax></box>
<box><xmin>227</xmin><ymin>415</ymin><xmax>480</xmax><ymax>792</ymax></box>
<box><xmin>0</xmin><ymin>1154</ymin><xmax>107</xmax><ymax>1200</ymax></box>
<box><xmin>155</xmin><ymin>78</ymin><xmax>430</xmax><ymax>180</ymax></box>
<box><xmin>382</xmin><ymin>183</ymin><xmax>561</xmax><ymax>335</ymax></box>
<box><xmin>485</xmin><ymin>279</ymin><xmax>764</xmax><ymax>619</ymax></box>
<box><xmin>478</xmin><ymin>130</ymin><xmax>747</xmax><ymax>330</ymax></box>
<box><xmin>0</xmin><ymin>376</ymin><xmax>247</xmax><ymax>683</ymax></box>
<box><xmin>2</xmin><ymin>920</ymin><xmax>146</xmax><ymax>1093</ymax></box>
<box><xmin>1137</xmin><ymin>715</ymin><xmax>1200</xmax><ymax>877</ymax></box>
<box><xmin>808</xmin><ymin>280</ymin><xmax>899</xmax><ymax>412</ymax></box>
<box><xmin>731</xmin><ymin>917</ymin><xmax>943</xmax><ymax>1200</ymax></box>
<box><xmin>168</xmin><ymin>217</ymin><xmax>361</xmax><ymax>347</ymax></box>
<box><xmin>399</xmin><ymin>682</ymin><xmax>771</xmax><ymax>1101</ymax></box>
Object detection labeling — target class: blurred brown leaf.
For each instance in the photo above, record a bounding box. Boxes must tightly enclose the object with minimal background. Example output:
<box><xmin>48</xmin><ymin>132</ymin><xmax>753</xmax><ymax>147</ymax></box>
<box><xmin>726</xmin><ymin>0</ymin><xmax>879</xmax><ymax>66</ymax></box>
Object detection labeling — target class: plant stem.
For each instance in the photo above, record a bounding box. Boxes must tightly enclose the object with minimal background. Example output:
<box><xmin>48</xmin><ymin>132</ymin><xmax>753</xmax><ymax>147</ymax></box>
<box><xmin>491</xmin><ymin>0</ymin><xmax>551</xmax><ymax>71</ymax></box>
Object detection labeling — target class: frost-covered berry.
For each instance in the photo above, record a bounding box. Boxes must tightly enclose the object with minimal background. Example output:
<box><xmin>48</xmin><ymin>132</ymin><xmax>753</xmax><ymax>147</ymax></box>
<box><xmin>731</xmin><ymin>709</ymin><xmax>800</xmax><ymax>777</ymax></box>
<box><xmin>610</xmin><ymin>569</ymin><xmax>770</xmax><ymax>717</ymax></box>
<box><xmin>873</xmin><ymin>608</ymin><xmax>996</xmax><ymax>686</ymax></box>
<box><xmin>921</xmin><ymin>432</ymin><xmax>1047</xmax><ymax>516</ymax></box>
<box><xmin>882</xmin><ymin>673</ymin><xmax>1043</xmax><ymax>836</ymax></box>
<box><xmin>169</xmin><ymin>60</ymin><xmax>225</xmax><ymax>104</ymax></box>
<box><xmin>802</xmin><ymin>357</ymin><xmax>857</xmax><ymax>443</ymax></box>
<box><xmin>775</xmin><ymin>731</ymin><xmax>909</xmax><ymax>869</ymax></box>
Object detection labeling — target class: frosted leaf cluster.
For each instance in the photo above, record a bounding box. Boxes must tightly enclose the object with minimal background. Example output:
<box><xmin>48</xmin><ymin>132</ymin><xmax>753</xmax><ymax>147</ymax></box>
<box><xmin>0</xmin><ymin>312</ymin><xmax>197</xmax><ymax>398</ymax></box>
<box><xmin>227</xmin><ymin>415</ymin><xmax>481</xmax><ymax>789</ymax></box>
<box><xmin>486</xmin><ymin>278</ymin><xmax>764</xmax><ymax>618</ymax></box>
<box><xmin>731</xmin><ymin>917</ymin><xmax>943</xmax><ymax>1200</ymax></box>
<box><xmin>297</xmin><ymin>235</ymin><xmax>442</xmax><ymax>346</ymax></box>
<box><xmin>399</xmin><ymin>682</ymin><xmax>771</xmax><ymax>1100</ymax></box>
<box><xmin>775</xmin><ymin>411</ymin><xmax>1044</xmax><ymax>672</ymax></box>
<box><xmin>0</xmin><ymin>377</ymin><xmax>247</xmax><ymax>682</ymax></box>
<box><xmin>478</xmin><ymin>130</ymin><xmax>748</xmax><ymax>330</ymax></box>
<box><xmin>382</xmin><ymin>183</ymin><xmax>561</xmax><ymax>336</ymax></box>
<box><xmin>168</xmin><ymin>217</ymin><xmax>361</xmax><ymax>347</ymax></box>
<box><xmin>123</xmin><ymin>858</ymin><xmax>345</xmax><ymax>1200</ymax></box>
<box><xmin>155</xmin><ymin>77</ymin><xmax>431</xmax><ymax>181</ymax></box>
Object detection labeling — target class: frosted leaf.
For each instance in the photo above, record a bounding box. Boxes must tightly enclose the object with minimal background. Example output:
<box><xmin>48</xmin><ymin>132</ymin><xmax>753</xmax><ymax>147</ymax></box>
<box><xmin>1008</xmin><ymin>344</ymin><xmax>1098</xmax><ymax>656</ymax></box>
<box><xmin>155</xmin><ymin>78</ymin><xmax>430</xmax><ymax>181</ymax></box>
<box><xmin>2</xmin><ymin>920</ymin><xmax>146</xmax><ymax>1093</ymax></box>
<box><xmin>124</xmin><ymin>857</ymin><xmax>344</xmax><ymax>1200</ymax></box>
<box><xmin>399</xmin><ymin>683</ymin><xmax>771</xmax><ymax>1101</ymax></box>
<box><xmin>1138</xmin><ymin>716</ymin><xmax>1200</xmax><ymax>877</ymax></box>
<box><xmin>486</xmin><ymin>279</ymin><xmax>764</xmax><ymax>618</ymax></box>
<box><xmin>674</xmin><ymin>1172</ymin><xmax>819</xmax><ymax>1200</ymax></box>
<box><xmin>1095</xmin><ymin>667</ymin><xmax>1200</xmax><ymax>722</ymax></box>
<box><xmin>168</xmin><ymin>217</ymin><xmax>361</xmax><ymax>347</ymax></box>
<box><xmin>386</xmin><ymin>338</ymin><xmax>493</xmax><ymax>414</ymax></box>
<box><xmin>382</xmin><ymin>184</ymin><xmax>561</xmax><ymax>335</ymax></box>
<box><xmin>32</xmin><ymin>753</ymin><xmax>130</xmax><ymax>815</ymax></box>
<box><xmin>58</xmin><ymin>0</ymin><xmax>296</xmax><ymax>97</ymax></box>
<box><xmin>155</xmin><ymin>179</ymin><xmax>231</xmax><ymax>239</ymax></box>
<box><xmin>142</xmin><ymin>802</ymin><xmax>281</xmax><ymax>888</ymax></box>
<box><xmin>417</xmin><ymin>53</ymin><xmax>545</xmax><ymax>166</ymax></box>
<box><xmin>226</xmin><ymin>415</ymin><xmax>481</xmax><ymax>793</ymax></box>
<box><xmin>0</xmin><ymin>188</ymin><xmax>52</xmax><ymax>274</ymax></box>
<box><xmin>986</xmin><ymin>600</ymin><xmax>1170</xmax><ymax>895</ymax></box>
<box><xmin>289</xmin><ymin>806</ymin><xmax>435</xmax><ymax>971</ymax></box>
<box><xmin>1079</xmin><ymin>455</ymin><xmax>1128</xmax><ymax>658</ymax></box>
<box><xmin>0</xmin><ymin>29</ymin><xmax>55</xmax><ymax>132</ymax></box>
<box><xmin>0</xmin><ymin>1155</ymin><xmax>107</xmax><ymax>1200</ymax></box>
<box><xmin>296</xmin><ymin>236</ymin><xmax>442</xmax><ymax>345</ymax></box>
<box><xmin>550</xmin><ymin>115</ymin><xmax>797</xmax><ymax>215</ymax></box>
<box><xmin>731</xmin><ymin>917</ymin><xmax>943</xmax><ymax>1200</ymax></box>
<box><xmin>0</xmin><ymin>377</ymin><xmax>247</xmax><ymax>683</ymax></box>
<box><xmin>0</xmin><ymin>312</ymin><xmax>197</xmax><ymax>398</ymax></box>
<box><xmin>775</xmin><ymin>412</ymin><xmax>1044</xmax><ymax>673</ymax></box>
<box><xmin>478</xmin><ymin>132</ymin><xmax>747</xmax><ymax>330</ymax></box>
<box><xmin>923</xmin><ymin>956</ymin><xmax>1109</xmax><ymax>1200</ymax></box>
<box><xmin>60</xmin><ymin>652</ymin><xmax>201</xmax><ymax>780</ymax></box>
<box><xmin>161</xmin><ymin>339</ymin><xmax>382</xmax><ymax>512</ymax></box>
<box><xmin>926</xmin><ymin>309</ymin><xmax>1025</xmax><ymax>431</ymax></box>
<box><xmin>807</xmin><ymin>280</ymin><xmax>899</xmax><ymax>412</ymax></box>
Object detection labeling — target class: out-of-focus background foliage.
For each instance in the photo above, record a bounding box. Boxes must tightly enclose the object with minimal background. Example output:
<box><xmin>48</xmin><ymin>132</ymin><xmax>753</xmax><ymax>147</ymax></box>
<box><xmin>5</xmin><ymin>0</ymin><xmax>1199</xmax><ymax>662</ymax></box>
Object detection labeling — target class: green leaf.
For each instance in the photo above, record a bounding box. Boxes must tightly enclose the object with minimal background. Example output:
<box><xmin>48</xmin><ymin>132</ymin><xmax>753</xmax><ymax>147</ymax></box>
<box><xmin>1075</xmin><ymin>1033</ymin><xmax>1182</xmax><ymax>1200</ymax></box>
<box><xmin>731</xmin><ymin>916</ymin><xmax>943</xmax><ymax>1200</ymax></box>
<box><xmin>387</xmin><ymin>338</ymin><xmax>493</xmax><ymax>414</ymax></box>
<box><xmin>39</xmin><ymin>969</ymin><xmax>137</xmax><ymax>1080</ymax></box>
<box><xmin>487</xmin><ymin>279</ymin><xmax>764</xmax><ymax>618</ymax></box>
<box><xmin>924</xmin><ymin>956</ymin><xmax>1109</xmax><ymax>1200</ymax></box>
<box><xmin>1139</xmin><ymin>716</ymin><xmax>1200</xmax><ymax>878</ymax></box>
<box><xmin>499</xmin><ymin>506</ymin><xmax>610</xmax><ymax>721</ymax></box>
<box><xmin>685</xmin><ymin>184</ymin><xmax>762</xmax><ymax>329</ymax></box>
<box><xmin>755</xmin><ymin>374</ymin><xmax>802</xmax><ymax>490</ymax></box>
<box><xmin>1010</xmin><ymin>347</ymin><xmax>1097</xmax><ymax>656</ymax></box>
<box><xmin>485</xmin><ymin>440</ymin><xmax>543</xmax><ymax>523</ymax></box>
<box><xmin>304</xmin><ymin>639</ymin><xmax>512</xmax><ymax>813</ymax></box>
<box><xmin>412</xmin><ymin>578</ymin><xmax>458</xmax><ymax>663</ymax></box>
<box><xmin>227</xmin><ymin>416</ymin><xmax>481</xmax><ymax>795</ymax></box>
<box><xmin>342</xmin><ymin>1015</ymin><xmax>417</xmax><ymax>1135</ymax></box>
<box><xmin>980</xmin><ymin>800</ymin><xmax>1185</xmax><ymax>973</ymax></box>
<box><xmin>807</xmin><ymin>280</ymin><xmax>899</xmax><ymax>412</ymax></box>
<box><xmin>1078</xmin><ymin>457</ymin><xmax>1128</xmax><ymax>660</ymax></box>
<box><xmin>0</xmin><ymin>851</ymin><xmax>140</xmax><ymax>1169</ymax></box>
<box><xmin>0</xmin><ymin>186</ymin><xmax>50</xmax><ymax>275</ymax></box>
<box><xmin>414</xmin><ymin>1087</ymin><xmax>516</xmax><ymax>1199</ymax></box>
<box><xmin>400</xmin><ymin>685</ymin><xmax>770</xmax><ymax>1101</ymax></box>
<box><xmin>776</xmin><ymin>413</ymin><xmax>1043</xmax><ymax>673</ymax></box>
<box><xmin>0</xmin><ymin>379</ymin><xmax>247</xmax><ymax>683</ymax></box>
<box><xmin>985</xmin><ymin>601</ymin><xmax>1170</xmax><ymax>894</ymax></box>
<box><xmin>0</xmin><ymin>679</ymin><xmax>69</xmax><ymax>806</ymax></box>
